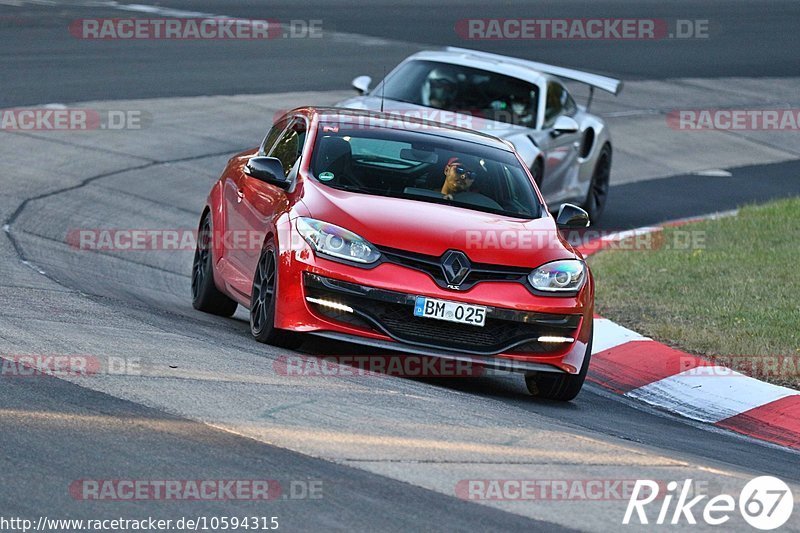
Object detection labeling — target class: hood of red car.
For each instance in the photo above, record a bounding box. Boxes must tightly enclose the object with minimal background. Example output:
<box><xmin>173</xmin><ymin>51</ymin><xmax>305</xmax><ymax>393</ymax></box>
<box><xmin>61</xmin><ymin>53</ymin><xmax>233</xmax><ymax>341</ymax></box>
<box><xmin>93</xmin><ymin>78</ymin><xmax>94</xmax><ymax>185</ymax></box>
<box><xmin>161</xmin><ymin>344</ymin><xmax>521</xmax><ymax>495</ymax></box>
<box><xmin>299</xmin><ymin>179</ymin><xmax>574</xmax><ymax>268</ymax></box>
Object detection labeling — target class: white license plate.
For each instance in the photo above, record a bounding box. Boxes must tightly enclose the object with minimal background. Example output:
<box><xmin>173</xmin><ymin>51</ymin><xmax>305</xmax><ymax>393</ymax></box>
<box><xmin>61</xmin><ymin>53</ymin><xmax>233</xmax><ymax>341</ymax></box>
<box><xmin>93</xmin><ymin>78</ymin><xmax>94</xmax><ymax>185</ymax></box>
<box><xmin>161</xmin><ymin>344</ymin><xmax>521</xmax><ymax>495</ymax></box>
<box><xmin>413</xmin><ymin>296</ymin><xmax>487</xmax><ymax>327</ymax></box>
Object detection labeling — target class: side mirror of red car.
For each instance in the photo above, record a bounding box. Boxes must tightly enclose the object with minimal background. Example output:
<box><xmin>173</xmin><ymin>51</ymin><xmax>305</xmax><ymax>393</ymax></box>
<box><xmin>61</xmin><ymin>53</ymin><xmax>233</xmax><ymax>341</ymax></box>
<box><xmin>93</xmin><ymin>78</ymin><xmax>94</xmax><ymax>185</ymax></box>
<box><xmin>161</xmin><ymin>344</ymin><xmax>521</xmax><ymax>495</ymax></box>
<box><xmin>556</xmin><ymin>203</ymin><xmax>590</xmax><ymax>228</ymax></box>
<box><xmin>244</xmin><ymin>157</ymin><xmax>291</xmax><ymax>190</ymax></box>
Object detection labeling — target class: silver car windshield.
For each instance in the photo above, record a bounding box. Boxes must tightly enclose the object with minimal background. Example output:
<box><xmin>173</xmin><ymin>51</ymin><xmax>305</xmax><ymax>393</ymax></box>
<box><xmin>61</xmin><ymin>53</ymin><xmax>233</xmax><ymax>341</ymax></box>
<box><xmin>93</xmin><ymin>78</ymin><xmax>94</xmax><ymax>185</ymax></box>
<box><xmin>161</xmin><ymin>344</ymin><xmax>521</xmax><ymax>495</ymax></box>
<box><xmin>310</xmin><ymin>123</ymin><xmax>542</xmax><ymax>220</ymax></box>
<box><xmin>375</xmin><ymin>60</ymin><xmax>539</xmax><ymax>128</ymax></box>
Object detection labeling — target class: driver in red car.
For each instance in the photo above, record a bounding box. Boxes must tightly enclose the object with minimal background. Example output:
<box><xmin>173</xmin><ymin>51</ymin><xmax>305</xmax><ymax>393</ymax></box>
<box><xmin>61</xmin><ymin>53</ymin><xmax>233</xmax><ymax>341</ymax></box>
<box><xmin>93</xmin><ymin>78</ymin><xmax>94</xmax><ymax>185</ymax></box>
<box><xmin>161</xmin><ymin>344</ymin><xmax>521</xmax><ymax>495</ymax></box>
<box><xmin>438</xmin><ymin>157</ymin><xmax>475</xmax><ymax>200</ymax></box>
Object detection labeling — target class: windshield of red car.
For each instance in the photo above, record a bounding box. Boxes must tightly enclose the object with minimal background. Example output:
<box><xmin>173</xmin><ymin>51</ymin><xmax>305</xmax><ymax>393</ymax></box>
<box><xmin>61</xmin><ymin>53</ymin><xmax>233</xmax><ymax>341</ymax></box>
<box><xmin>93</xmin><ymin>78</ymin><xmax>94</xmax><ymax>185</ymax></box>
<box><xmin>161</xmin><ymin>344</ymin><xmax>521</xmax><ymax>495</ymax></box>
<box><xmin>374</xmin><ymin>59</ymin><xmax>539</xmax><ymax>128</ymax></box>
<box><xmin>310</xmin><ymin>123</ymin><xmax>542</xmax><ymax>220</ymax></box>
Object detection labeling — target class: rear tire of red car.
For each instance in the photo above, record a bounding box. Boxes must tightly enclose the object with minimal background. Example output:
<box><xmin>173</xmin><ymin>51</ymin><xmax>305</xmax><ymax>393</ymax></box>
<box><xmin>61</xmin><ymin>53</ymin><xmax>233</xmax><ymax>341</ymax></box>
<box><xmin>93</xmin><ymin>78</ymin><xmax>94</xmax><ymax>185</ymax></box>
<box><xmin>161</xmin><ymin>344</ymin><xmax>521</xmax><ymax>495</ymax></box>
<box><xmin>191</xmin><ymin>212</ymin><xmax>238</xmax><ymax>317</ymax></box>
<box><xmin>250</xmin><ymin>243</ymin><xmax>303</xmax><ymax>349</ymax></box>
<box><xmin>524</xmin><ymin>332</ymin><xmax>592</xmax><ymax>401</ymax></box>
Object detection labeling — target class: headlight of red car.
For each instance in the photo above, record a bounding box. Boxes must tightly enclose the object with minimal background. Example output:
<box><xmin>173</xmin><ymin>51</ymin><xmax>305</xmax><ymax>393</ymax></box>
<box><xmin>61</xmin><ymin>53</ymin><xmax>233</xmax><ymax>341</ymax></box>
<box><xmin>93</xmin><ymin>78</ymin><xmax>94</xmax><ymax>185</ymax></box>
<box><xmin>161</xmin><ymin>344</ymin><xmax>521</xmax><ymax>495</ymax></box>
<box><xmin>528</xmin><ymin>259</ymin><xmax>586</xmax><ymax>292</ymax></box>
<box><xmin>296</xmin><ymin>217</ymin><xmax>381</xmax><ymax>264</ymax></box>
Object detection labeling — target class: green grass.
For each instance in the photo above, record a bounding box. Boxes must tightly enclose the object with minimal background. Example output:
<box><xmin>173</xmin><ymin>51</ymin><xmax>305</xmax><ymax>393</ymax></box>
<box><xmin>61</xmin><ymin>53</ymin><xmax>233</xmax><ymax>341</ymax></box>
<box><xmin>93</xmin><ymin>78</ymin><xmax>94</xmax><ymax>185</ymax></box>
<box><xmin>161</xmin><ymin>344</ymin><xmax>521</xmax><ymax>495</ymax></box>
<box><xmin>588</xmin><ymin>197</ymin><xmax>800</xmax><ymax>389</ymax></box>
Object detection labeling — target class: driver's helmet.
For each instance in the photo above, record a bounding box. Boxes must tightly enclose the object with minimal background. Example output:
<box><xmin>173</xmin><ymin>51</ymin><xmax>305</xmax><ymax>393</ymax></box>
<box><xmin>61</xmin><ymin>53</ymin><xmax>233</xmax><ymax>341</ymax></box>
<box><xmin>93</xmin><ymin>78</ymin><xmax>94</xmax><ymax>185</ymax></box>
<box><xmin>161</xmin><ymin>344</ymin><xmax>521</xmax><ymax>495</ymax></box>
<box><xmin>510</xmin><ymin>93</ymin><xmax>531</xmax><ymax>116</ymax></box>
<box><xmin>422</xmin><ymin>68</ymin><xmax>457</xmax><ymax>108</ymax></box>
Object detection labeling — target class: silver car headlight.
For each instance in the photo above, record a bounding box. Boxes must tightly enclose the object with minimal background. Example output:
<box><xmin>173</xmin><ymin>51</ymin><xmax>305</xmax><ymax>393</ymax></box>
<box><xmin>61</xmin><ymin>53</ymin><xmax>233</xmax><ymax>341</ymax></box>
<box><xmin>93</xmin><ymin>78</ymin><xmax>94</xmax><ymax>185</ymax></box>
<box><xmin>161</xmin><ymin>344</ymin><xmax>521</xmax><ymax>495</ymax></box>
<box><xmin>528</xmin><ymin>260</ymin><xmax>586</xmax><ymax>292</ymax></box>
<box><xmin>296</xmin><ymin>217</ymin><xmax>381</xmax><ymax>264</ymax></box>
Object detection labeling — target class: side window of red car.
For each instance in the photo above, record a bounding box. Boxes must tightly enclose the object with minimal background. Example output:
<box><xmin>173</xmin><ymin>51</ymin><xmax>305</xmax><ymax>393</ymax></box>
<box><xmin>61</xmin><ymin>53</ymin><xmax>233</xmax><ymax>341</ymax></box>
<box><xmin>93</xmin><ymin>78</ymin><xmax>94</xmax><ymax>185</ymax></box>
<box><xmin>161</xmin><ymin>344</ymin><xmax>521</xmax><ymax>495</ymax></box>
<box><xmin>260</xmin><ymin>118</ymin><xmax>289</xmax><ymax>155</ymax></box>
<box><xmin>269</xmin><ymin>118</ymin><xmax>308</xmax><ymax>176</ymax></box>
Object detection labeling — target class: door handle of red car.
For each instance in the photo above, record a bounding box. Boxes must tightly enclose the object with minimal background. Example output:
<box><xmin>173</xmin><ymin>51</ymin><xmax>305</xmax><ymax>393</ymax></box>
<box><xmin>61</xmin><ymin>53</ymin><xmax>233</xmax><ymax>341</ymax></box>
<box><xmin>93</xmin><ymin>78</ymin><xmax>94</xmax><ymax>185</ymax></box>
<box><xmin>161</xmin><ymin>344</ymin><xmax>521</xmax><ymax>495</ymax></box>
<box><xmin>236</xmin><ymin>189</ymin><xmax>244</xmax><ymax>202</ymax></box>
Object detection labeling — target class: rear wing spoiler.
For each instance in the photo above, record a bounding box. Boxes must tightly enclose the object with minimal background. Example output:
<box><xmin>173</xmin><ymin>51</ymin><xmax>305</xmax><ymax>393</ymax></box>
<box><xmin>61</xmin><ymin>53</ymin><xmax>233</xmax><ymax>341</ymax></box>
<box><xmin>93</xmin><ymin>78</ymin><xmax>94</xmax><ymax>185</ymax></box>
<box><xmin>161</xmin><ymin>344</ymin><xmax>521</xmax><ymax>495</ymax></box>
<box><xmin>445</xmin><ymin>47</ymin><xmax>623</xmax><ymax>96</ymax></box>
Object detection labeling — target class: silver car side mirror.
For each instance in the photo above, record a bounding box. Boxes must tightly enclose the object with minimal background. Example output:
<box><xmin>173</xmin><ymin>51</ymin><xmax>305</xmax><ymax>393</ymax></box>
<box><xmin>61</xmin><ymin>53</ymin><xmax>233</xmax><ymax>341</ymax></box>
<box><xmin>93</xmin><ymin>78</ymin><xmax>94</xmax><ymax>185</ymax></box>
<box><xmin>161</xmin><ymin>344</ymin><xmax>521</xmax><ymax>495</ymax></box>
<box><xmin>552</xmin><ymin>115</ymin><xmax>580</xmax><ymax>135</ymax></box>
<box><xmin>352</xmin><ymin>75</ymin><xmax>372</xmax><ymax>95</ymax></box>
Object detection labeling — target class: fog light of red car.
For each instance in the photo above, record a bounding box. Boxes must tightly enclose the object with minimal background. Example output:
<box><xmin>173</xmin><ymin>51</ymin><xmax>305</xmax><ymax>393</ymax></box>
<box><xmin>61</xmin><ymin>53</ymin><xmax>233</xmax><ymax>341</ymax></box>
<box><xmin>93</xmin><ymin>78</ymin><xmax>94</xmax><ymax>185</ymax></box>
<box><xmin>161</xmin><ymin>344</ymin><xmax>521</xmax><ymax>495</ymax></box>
<box><xmin>305</xmin><ymin>296</ymin><xmax>354</xmax><ymax>313</ymax></box>
<box><xmin>537</xmin><ymin>336</ymin><xmax>575</xmax><ymax>344</ymax></box>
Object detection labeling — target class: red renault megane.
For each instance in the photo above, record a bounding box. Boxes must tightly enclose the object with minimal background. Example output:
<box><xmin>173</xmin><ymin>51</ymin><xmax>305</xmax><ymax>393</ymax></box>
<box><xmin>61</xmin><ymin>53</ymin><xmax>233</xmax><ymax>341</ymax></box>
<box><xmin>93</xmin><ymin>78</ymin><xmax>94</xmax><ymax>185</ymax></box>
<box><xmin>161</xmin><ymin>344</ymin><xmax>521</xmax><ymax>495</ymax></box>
<box><xmin>192</xmin><ymin>107</ymin><xmax>594</xmax><ymax>400</ymax></box>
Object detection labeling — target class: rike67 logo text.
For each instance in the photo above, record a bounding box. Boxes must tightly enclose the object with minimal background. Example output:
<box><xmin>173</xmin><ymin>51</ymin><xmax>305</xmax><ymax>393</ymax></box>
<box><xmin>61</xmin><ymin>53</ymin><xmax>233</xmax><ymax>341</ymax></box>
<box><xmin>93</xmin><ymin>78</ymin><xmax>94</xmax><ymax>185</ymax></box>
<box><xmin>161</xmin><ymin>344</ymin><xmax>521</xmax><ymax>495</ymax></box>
<box><xmin>624</xmin><ymin>476</ymin><xmax>793</xmax><ymax>529</ymax></box>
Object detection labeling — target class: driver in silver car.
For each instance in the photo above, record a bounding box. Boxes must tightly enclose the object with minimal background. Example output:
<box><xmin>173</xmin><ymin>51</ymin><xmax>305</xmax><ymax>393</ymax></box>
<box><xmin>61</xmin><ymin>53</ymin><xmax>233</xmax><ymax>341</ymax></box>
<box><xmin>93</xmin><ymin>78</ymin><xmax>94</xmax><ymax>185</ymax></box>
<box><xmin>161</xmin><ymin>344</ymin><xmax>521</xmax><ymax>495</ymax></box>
<box><xmin>422</xmin><ymin>68</ymin><xmax>458</xmax><ymax>110</ymax></box>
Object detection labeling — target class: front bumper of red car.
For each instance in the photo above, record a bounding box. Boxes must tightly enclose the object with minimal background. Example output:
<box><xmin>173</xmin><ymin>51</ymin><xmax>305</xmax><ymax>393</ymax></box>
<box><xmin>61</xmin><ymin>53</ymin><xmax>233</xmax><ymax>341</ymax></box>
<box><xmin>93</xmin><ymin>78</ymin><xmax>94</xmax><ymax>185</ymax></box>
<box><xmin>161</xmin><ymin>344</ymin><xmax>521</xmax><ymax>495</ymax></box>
<box><xmin>274</xmin><ymin>230</ymin><xmax>593</xmax><ymax>375</ymax></box>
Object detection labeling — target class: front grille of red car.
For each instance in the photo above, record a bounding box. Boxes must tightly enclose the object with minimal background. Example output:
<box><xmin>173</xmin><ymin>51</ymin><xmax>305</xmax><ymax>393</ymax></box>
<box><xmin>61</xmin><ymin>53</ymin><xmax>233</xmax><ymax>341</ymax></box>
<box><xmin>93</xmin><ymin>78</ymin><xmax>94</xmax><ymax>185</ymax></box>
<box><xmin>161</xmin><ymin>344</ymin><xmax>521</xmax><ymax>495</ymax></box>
<box><xmin>377</xmin><ymin>246</ymin><xmax>530</xmax><ymax>291</ymax></box>
<box><xmin>304</xmin><ymin>273</ymin><xmax>581</xmax><ymax>356</ymax></box>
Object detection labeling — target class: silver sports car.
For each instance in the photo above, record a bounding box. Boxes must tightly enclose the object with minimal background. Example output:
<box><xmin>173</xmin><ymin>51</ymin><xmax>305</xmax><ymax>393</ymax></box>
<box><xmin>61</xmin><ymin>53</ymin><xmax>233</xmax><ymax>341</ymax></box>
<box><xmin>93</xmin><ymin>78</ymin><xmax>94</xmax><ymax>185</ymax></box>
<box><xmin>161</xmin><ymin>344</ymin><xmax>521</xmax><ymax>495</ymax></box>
<box><xmin>337</xmin><ymin>47</ymin><xmax>622</xmax><ymax>221</ymax></box>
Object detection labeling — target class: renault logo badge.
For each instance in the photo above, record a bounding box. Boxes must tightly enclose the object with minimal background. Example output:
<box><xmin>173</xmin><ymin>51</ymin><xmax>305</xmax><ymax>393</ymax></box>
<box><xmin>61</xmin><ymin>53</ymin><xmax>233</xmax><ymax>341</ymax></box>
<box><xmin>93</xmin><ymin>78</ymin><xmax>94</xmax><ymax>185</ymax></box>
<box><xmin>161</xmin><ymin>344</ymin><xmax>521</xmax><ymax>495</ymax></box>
<box><xmin>441</xmin><ymin>250</ymin><xmax>471</xmax><ymax>288</ymax></box>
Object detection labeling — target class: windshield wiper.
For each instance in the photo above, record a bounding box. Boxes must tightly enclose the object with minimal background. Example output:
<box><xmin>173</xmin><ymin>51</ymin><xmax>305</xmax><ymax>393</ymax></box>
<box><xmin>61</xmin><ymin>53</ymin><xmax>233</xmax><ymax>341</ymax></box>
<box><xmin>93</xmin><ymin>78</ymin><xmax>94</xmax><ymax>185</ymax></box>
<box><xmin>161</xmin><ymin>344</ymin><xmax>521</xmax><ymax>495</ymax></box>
<box><xmin>324</xmin><ymin>182</ymin><xmax>390</xmax><ymax>196</ymax></box>
<box><xmin>325</xmin><ymin>183</ymin><xmax>363</xmax><ymax>192</ymax></box>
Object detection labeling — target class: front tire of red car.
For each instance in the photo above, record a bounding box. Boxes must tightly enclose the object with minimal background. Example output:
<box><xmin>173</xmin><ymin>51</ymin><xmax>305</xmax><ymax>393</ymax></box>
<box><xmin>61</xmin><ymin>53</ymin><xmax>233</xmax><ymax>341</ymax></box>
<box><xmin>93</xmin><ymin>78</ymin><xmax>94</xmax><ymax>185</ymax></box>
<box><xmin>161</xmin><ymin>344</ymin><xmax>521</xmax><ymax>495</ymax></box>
<box><xmin>524</xmin><ymin>332</ymin><xmax>592</xmax><ymax>402</ymax></box>
<box><xmin>250</xmin><ymin>243</ymin><xmax>303</xmax><ymax>349</ymax></box>
<box><xmin>191</xmin><ymin>211</ymin><xmax>238</xmax><ymax>317</ymax></box>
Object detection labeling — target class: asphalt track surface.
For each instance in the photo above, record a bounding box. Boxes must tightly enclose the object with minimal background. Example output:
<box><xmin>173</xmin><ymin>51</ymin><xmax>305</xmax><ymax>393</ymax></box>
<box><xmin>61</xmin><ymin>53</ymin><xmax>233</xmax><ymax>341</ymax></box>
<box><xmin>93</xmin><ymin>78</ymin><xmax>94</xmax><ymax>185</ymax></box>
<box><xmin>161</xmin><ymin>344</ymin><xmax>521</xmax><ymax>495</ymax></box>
<box><xmin>2</xmin><ymin>1</ymin><xmax>800</xmax><ymax>531</ymax></box>
<box><xmin>1</xmin><ymin>371</ymin><xmax>564</xmax><ymax>531</ymax></box>
<box><xmin>2</xmin><ymin>0</ymin><xmax>800</xmax><ymax>106</ymax></box>
<box><xmin>593</xmin><ymin>160</ymin><xmax>800</xmax><ymax>231</ymax></box>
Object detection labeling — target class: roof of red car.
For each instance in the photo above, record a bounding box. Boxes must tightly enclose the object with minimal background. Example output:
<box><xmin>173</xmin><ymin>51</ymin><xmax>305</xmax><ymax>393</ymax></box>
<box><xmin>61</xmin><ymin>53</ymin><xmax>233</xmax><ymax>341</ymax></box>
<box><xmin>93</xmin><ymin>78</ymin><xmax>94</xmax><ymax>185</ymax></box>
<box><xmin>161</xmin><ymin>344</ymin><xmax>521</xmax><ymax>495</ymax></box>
<box><xmin>288</xmin><ymin>106</ymin><xmax>514</xmax><ymax>152</ymax></box>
